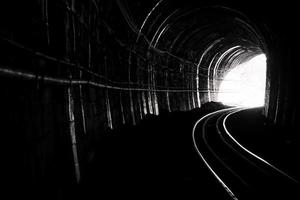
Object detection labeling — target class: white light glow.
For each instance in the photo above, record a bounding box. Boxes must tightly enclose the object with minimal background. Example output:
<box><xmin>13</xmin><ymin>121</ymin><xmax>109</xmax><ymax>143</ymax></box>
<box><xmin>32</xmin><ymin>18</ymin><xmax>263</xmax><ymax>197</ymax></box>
<box><xmin>217</xmin><ymin>54</ymin><xmax>267</xmax><ymax>107</ymax></box>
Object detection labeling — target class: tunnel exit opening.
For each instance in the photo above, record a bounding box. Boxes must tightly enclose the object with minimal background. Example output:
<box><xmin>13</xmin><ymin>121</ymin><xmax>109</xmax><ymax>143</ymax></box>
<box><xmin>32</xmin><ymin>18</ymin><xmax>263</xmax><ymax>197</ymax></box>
<box><xmin>217</xmin><ymin>54</ymin><xmax>267</xmax><ymax>108</ymax></box>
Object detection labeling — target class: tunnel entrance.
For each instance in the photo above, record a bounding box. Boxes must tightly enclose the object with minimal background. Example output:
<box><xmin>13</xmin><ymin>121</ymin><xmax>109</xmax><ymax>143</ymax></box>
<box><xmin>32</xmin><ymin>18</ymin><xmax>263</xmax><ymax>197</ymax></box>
<box><xmin>217</xmin><ymin>54</ymin><xmax>267</xmax><ymax>107</ymax></box>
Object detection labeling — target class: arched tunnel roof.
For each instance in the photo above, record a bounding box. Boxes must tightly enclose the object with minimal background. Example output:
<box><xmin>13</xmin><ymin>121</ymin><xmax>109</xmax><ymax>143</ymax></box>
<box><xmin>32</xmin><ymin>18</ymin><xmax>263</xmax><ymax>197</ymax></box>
<box><xmin>1</xmin><ymin>0</ymin><xmax>298</xmax><ymax>128</ymax></box>
<box><xmin>118</xmin><ymin>0</ymin><xmax>268</xmax><ymax>106</ymax></box>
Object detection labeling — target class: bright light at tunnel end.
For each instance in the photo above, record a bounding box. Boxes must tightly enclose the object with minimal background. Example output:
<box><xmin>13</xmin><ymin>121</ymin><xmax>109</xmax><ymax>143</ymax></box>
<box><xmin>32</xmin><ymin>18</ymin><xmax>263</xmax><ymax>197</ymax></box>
<box><xmin>217</xmin><ymin>54</ymin><xmax>267</xmax><ymax>108</ymax></box>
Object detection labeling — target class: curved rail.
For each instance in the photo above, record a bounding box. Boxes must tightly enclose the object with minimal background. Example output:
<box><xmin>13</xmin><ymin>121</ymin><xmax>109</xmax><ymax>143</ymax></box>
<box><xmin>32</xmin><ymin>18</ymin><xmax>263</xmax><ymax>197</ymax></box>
<box><xmin>192</xmin><ymin>107</ymin><xmax>299</xmax><ymax>200</ymax></box>
<box><xmin>192</xmin><ymin>107</ymin><xmax>239</xmax><ymax>200</ymax></box>
<box><xmin>223</xmin><ymin>108</ymin><xmax>299</xmax><ymax>184</ymax></box>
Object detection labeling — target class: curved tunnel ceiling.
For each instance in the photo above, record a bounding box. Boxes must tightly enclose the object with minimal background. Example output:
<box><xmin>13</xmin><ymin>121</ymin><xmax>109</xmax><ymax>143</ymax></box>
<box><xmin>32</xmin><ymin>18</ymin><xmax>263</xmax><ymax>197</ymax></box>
<box><xmin>123</xmin><ymin>0</ymin><xmax>267</xmax><ymax>107</ymax></box>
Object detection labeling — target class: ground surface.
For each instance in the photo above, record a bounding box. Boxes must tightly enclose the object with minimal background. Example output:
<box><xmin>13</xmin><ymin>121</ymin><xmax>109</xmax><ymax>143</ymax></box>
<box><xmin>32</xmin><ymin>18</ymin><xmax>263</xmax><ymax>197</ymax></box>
<box><xmin>80</xmin><ymin>104</ymin><xmax>299</xmax><ymax>199</ymax></box>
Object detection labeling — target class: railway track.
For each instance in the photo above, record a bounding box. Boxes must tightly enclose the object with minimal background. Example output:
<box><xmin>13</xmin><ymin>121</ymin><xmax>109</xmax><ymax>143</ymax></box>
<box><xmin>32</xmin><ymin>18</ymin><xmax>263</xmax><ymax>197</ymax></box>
<box><xmin>192</xmin><ymin>108</ymin><xmax>299</xmax><ymax>200</ymax></box>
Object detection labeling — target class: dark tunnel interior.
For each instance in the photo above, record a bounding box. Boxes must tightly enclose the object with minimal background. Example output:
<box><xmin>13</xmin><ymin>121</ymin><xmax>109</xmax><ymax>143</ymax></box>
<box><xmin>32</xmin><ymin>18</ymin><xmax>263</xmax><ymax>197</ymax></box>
<box><xmin>1</xmin><ymin>0</ymin><xmax>300</xmax><ymax>199</ymax></box>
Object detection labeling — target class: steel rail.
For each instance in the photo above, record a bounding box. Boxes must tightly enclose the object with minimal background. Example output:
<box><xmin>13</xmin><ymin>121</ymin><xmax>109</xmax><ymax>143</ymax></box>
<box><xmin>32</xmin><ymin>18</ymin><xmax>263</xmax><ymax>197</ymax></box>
<box><xmin>223</xmin><ymin>108</ymin><xmax>300</xmax><ymax>184</ymax></box>
<box><xmin>192</xmin><ymin>107</ymin><xmax>239</xmax><ymax>200</ymax></box>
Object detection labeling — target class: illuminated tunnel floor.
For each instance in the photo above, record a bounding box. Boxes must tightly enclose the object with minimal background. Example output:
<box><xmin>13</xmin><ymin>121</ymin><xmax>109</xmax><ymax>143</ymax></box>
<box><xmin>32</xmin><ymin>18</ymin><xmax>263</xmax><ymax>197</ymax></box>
<box><xmin>79</xmin><ymin>103</ymin><xmax>299</xmax><ymax>199</ymax></box>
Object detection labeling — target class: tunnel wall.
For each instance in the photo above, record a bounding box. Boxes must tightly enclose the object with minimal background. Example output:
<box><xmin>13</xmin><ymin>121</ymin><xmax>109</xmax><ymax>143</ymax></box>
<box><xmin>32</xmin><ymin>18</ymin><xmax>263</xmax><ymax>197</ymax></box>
<box><xmin>0</xmin><ymin>0</ymin><xmax>196</xmax><ymax>190</ymax></box>
<box><xmin>246</xmin><ymin>2</ymin><xmax>300</xmax><ymax>130</ymax></box>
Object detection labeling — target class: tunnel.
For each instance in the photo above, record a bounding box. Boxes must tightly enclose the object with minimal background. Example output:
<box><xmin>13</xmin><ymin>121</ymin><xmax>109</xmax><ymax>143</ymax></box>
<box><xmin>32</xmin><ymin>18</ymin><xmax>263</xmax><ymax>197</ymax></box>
<box><xmin>1</xmin><ymin>0</ymin><xmax>299</xmax><ymax>199</ymax></box>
